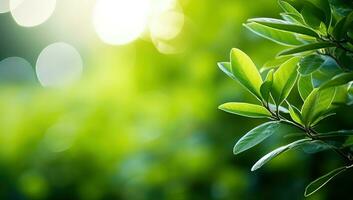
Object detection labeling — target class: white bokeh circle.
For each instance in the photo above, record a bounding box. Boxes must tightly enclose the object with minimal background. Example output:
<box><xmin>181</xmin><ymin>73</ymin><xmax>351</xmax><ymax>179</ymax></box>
<box><xmin>0</xmin><ymin>0</ymin><xmax>10</xmax><ymax>13</ymax></box>
<box><xmin>93</xmin><ymin>0</ymin><xmax>150</xmax><ymax>45</ymax></box>
<box><xmin>36</xmin><ymin>42</ymin><xmax>83</xmax><ymax>87</ymax></box>
<box><xmin>10</xmin><ymin>0</ymin><xmax>56</xmax><ymax>27</ymax></box>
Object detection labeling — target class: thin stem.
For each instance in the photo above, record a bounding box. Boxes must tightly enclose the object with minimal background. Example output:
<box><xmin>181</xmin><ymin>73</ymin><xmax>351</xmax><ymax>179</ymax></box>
<box><xmin>264</xmin><ymin>102</ymin><xmax>353</xmax><ymax>163</ymax></box>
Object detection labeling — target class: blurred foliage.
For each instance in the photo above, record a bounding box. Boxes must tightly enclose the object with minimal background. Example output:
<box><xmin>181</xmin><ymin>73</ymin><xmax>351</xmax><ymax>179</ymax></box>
<box><xmin>0</xmin><ymin>0</ymin><xmax>352</xmax><ymax>200</ymax></box>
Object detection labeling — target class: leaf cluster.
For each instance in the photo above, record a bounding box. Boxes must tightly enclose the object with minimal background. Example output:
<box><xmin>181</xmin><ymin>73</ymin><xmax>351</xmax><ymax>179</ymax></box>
<box><xmin>219</xmin><ymin>0</ymin><xmax>353</xmax><ymax>196</ymax></box>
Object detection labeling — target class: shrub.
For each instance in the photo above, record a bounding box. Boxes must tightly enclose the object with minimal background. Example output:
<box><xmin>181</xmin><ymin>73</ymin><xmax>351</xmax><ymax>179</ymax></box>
<box><xmin>218</xmin><ymin>0</ymin><xmax>353</xmax><ymax>196</ymax></box>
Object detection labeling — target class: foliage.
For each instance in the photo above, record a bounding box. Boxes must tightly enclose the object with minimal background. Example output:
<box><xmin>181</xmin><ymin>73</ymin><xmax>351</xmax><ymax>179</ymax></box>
<box><xmin>219</xmin><ymin>0</ymin><xmax>353</xmax><ymax>196</ymax></box>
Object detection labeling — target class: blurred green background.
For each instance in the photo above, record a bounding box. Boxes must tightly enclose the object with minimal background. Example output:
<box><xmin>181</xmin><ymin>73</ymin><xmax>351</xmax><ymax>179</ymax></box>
<box><xmin>0</xmin><ymin>0</ymin><xmax>353</xmax><ymax>199</ymax></box>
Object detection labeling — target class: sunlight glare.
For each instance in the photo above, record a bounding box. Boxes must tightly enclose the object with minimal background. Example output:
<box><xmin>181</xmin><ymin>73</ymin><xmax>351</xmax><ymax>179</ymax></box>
<box><xmin>93</xmin><ymin>0</ymin><xmax>150</xmax><ymax>45</ymax></box>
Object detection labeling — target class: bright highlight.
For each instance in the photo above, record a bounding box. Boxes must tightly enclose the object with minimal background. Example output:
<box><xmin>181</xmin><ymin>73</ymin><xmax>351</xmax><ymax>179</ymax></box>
<box><xmin>10</xmin><ymin>0</ymin><xmax>56</xmax><ymax>27</ymax></box>
<box><xmin>93</xmin><ymin>0</ymin><xmax>150</xmax><ymax>45</ymax></box>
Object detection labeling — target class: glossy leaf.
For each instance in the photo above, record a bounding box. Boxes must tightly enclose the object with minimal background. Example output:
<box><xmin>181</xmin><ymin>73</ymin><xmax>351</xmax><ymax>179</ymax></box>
<box><xmin>311</xmin><ymin>112</ymin><xmax>336</xmax><ymax>127</ymax></box>
<box><xmin>260</xmin><ymin>69</ymin><xmax>274</xmax><ymax>102</ymax></box>
<box><xmin>244</xmin><ymin>22</ymin><xmax>303</xmax><ymax>46</ymax></box>
<box><xmin>301</xmin><ymin>88</ymin><xmax>336</xmax><ymax>126</ymax></box>
<box><xmin>316</xmin><ymin>130</ymin><xmax>353</xmax><ymax>138</ymax></box>
<box><xmin>261</xmin><ymin>56</ymin><xmax>292</xmax><ymax>73</ymax></box>
<box><xmin>279</xmin><ymin>0</ymin><xmax>301</xmax><ymax>16</ymax></box>
<box><xmin>272</xmin><ymin>57</ymin><xmax>300</xmax><ymax>105</ymax></box>
<box><xmin>298</xmin><ymin>75</ymin><xmax>314</xmax><ymax>101</ymax></box>
<box><xmin>278</xmin><ymin>42</ymin><xmax>336</xmax><ymax>56</ymax></box>
<box><xmin>280</xmin><ymin>13</ymin><xmax>306</xmax><ymax>25</ymax></box>
<box><xmin>288</xmin><ymin>103</ymin><xmax>303</xmax><ymax>125</ymax></box>
<box><xmin>301</xmin><ymin>1</ymin><xmax>326</xmax><ymax>28</ymax></box>
<box><xmin>248</xmin><ymin>18</ymin><xmax>319</xmax><ymax>37</ymax></box>
<box><xmin>311</xmin><ymin>57</ymin><xmax>342</xmax><ymax>88</ymax></box>
<box><xmin>219</xmin><ymin>102</ymin><xmax>271</xmax><ymax>118</ymax></box>
<box><xmin>217</xmin><ymin>62</ymin><xmax>236</xmax><ymax>80</ymax></box>
<box><xmin>230</xmin><ymin>48</ymin><xmax>263</xmax><ymax>99</ymax></box>
<box><xmin>233</xmin><ymin>121</ymin><xmax>302</xmax><ymax>155</ymax></box>
<box><xmin>319</xmin><ymin>72</ymin><xmax>353</xmax><ymax>90</ymax></box>
<box><xmin>298</xmin><ymin>54</ymin><xmax>326</xmax><ymax>75</ymax></box>
<box><xmin>301</xmin><ymin>140</ymin><xmax>332</xmax><ymax>154</ymax></box>
<box><xmin>251</xmin><ymin>138</ymin><xmax>311</xmax><ymax>171</ymax></box>
<box><xmin>305</xmin><ymin>166</ymin><xmax>348</xmax><ymax>197</ymax></box>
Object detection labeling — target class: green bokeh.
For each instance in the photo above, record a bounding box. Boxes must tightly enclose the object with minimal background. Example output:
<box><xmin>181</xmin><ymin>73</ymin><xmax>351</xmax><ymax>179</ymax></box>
<box><xmin>0</xmin><ymin>0</ymin><xmax>352</xmax><ymax>199</ymax></box>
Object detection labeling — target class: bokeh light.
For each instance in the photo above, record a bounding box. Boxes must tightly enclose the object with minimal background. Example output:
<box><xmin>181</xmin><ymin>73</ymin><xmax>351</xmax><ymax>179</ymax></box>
<box><xmin>93</xmin><ymin>0</ymin><xmax>150</xmax><ymax>45</ymax></box>
<box><xmin>36</xmin><ymin>42</ymin><xmax>83</xmax><ymax>87</ymax></box>
<box><xmin>0</xmin><ymin>0</ymin><xmax>10</xmax><ymax>13</ymax></box>
<box><xmin>150</xmin><ymin>10</ymin><xmax>184</xmax><ymax>41</ymax></box>
<box><xmin>10</xmin><ymin>0</ymin><xmax>56</xmax><ymax>27</ymax></box>
<box><xmin>0</xmin><ymin>57</ymin><xmax>36</xmax><ymax>84</ymax></box>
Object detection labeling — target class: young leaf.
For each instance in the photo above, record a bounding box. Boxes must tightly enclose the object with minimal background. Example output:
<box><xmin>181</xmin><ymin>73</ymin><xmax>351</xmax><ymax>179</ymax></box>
<box><xmin>272</xmin><ymin>57</ymin><xmax>300</xmax><ymax>105</ymax></box>
<box><xmin>247</xmin><ymin>18</ymin><xmax>319</xmax><ymax>37</ymax></box>
<box><xmin>261</xmin><ymin>56</ymin><xmax>292</xmax><ymax>73</ymax></box>
<box><xmin>278</xmin><ymin>42</ymin><xmax>336</xmax><ymax>56</ymax></box>
<box><xmin>280</xmin><ymin>13</ymin><xmax>306</xmax><ymax>25</ymax></box>
<box><xmin>278</xmin><ymin>0</ymin><xmax>301</xmax><ymax>16</ymax></box>
<box><xmin>251</xmin><ymin>138</ymin><xmax>311</xmax><ymax>171</ymax></box>
<box><xmin>233</xmin><ymin>121</ymin><xmax>302</xmax><ymax>155</ymax></box>
<box><xmin>319</xmin><ymin>72</ymin><xmax>353</xmax><ymax>90</ymax></box>
<box><xmin>230</xmin><ymin>48</ymin><xmax>263</xmax><ymax>99</ymax></box>
<box><xmin>305</xmin><ymin>166</ymin><xmax>348</xmax><ymax>197</ymax></box>
<box><xmin>219</xmin><ymin>102</ymin><xmax>272</xmax><ymax>118</ymax></box>
<box><xmin>298</xmin><ymin>75</ymin><xmax>314</xmax><ymax>101</ymax></box>
<box><xmin>260</xmin><ymin>69</ymin><xmax>274</xmax><ymax>102</ymax></box>
<box><xmin>217</xmin><ymin>62</ymin><xmax>235</xmax><ymax>80</ymax></box>
<box><xmin>244</xmin><ymin>22</ymin><xmax>303</xmax><ymax>46</ymax></box>
<box><xmin>287</xmin><ymin>103</ymin><xmax>303</xmax><ymax>125</ymax></box>
<box><xmin>298</xmin><ymin>54</ymin><xmax>326</xmax><ymax>75</ymax></box>
<box><xmin>301</xmin><ymin>88</ymin><xmax>337</xmax><ymax>127</ymax></box>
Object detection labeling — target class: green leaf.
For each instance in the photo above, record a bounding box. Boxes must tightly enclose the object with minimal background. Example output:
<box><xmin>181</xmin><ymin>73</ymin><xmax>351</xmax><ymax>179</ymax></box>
<box><xmin>278</xmin><ymin>42</ymin><xmax>336</xmax><ymax>56</ymax></box>
<box><xmin>301</xmin><ymin>140</ymin><xmax>332</xmax><ymax>154</ymax></box>
<box><xmin>280</xmin><ymin>13</ymin><xmax>306</xmax><ymax>25</ymax></box>
<box><xmin>244</xmin><ymin>22</ymin><xmax>303</xmax><ymax>46</ymax></box>
<box><xmin>305</xmin><ymin>166</ymin><xmax>349</xmax><ymax>197</ymax></box>
<box><xmin>217</xmin><ymin>62</ymin><xmax>235</xmax><ymax>80</ymax></box>
<box><xmin>298</xmin><ymin>75</ymin><xmax>314</xmax><ymax>101</ymax></box>
<box><xmin>311</xmin><ymin>57</ymin><xmax>342</xmax><ymax>88</ymax></box>
<box><xmin>230</xmin><ymin>48</ymin><xmax>263</xmax><ymax>99</ymax></box>
<box><xmin>261</xmin><ymin>56</ymin><xmax>292</xmax><ymax>73</ymax></box>
<box><xmin>298</xmin><ymin>54</ymin><xmax>326</xmax><ymax>75</ymax></box>
<box><xmin>260</xmin><ymin>69</ymin><xmax>274</xmax><ymax>102</ymax></box>
<box><xmin>279</xmin><ymin>0</ymin><xmax>301</xmax><ymax>16</ymax></box>
<box><xmin>301</xmin><ymin>88</ymin><xmax>337</xmax><ymax>127</ymax></box>
<box><xmin>316</xmin><ymin>130</ymin><xmax>353</xmax><ymax>138</ymax></box>
<box><xmin>319</xmin><ymin>72</ymin><xmax>353</xmax><ymax>90</ymax></box>
<box><xmin>219</xmin><ymin>102</ymin><xmax>271</xmax><ymax>118</ymax></box>
<box><xmin>248</xmin><ymin>18</ymin><xmax>319</xmax><ymax>37</ymax></box>
<box><xmin>251</xmin><ymin>138</ymin><xmax>311</xmax><ymax>171</ymax></box>
<box><xmin>311</xmin><ymin>112</ymin><xmax>336</xmax><ymax>127</ymax></box>
<box><xmin>272</xmin><ymin>57</ymin><xmax>300</xmax><ymax>105</ymax></box>
<box><xmin>332</xmin><ymin>16</ymin><xmax>348</xmax><ymax>40</ymax></box>
<box><xmin>288</xmin><ymin>103</ymin><xmax>303</xmax><ymax>125</ymax></box>
<box><xmin>233</xmin><ymin>121</ymin><xmax>302</xmax><ymax>155</ymax></box>
<box><xmin>301</xmin><ymin>1</ymin><xmax>326</xmax><ymax>28</ymax></box>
